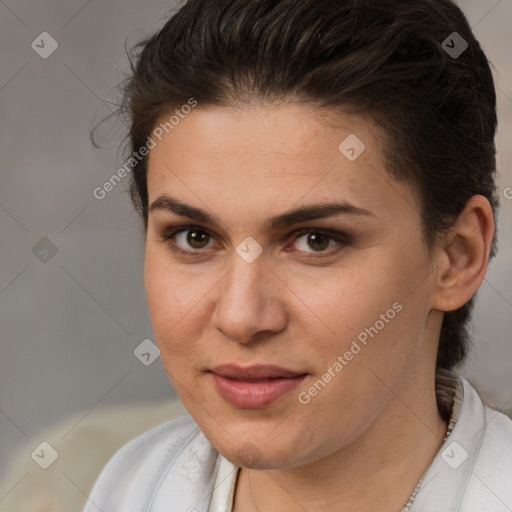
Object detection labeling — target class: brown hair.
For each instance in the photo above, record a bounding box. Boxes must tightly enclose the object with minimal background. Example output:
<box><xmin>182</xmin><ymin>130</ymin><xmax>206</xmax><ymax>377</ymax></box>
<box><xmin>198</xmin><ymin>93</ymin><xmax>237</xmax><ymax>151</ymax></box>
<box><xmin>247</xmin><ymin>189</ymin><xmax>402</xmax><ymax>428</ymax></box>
<box><xmin>108</xmin><ymin>0</ymin><xmax>499</xmax><ymax>373</ymax></box>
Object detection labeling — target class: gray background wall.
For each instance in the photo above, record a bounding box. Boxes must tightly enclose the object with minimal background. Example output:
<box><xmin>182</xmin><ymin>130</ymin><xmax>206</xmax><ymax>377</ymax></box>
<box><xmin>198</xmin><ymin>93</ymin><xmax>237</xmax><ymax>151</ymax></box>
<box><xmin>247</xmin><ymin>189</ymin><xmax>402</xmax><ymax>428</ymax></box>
<box><xmin>1</xmin><ymin>0</ymin><xmax>511</xmax><ymax>489</ymax></box>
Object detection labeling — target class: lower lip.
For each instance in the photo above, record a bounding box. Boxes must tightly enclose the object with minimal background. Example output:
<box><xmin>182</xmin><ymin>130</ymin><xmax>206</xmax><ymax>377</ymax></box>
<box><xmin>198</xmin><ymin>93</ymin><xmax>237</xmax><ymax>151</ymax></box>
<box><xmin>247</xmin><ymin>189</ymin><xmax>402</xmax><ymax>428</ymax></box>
<box><xmin>211</xmin><ymin>373</ymin><xmax>307</xmax><ymax>409</ymax></box>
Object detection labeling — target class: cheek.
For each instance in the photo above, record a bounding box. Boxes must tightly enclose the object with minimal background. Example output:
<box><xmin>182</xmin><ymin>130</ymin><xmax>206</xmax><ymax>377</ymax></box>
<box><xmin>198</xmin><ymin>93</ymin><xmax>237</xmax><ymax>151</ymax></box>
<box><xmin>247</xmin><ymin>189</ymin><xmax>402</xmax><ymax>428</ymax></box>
<box><xmin>144</xmin><ymin>249</ymin><xmax>210</xmax><ymax>362</ymax></box>
<box><xmin>297</xmin><ymin>249</ymin><xmax>430</xmax><ymax>375</ymax></box>
<box><xmin>291</xmin><ymin>263</ymin><xmax>397</xmax><ymax>345</ymax></box>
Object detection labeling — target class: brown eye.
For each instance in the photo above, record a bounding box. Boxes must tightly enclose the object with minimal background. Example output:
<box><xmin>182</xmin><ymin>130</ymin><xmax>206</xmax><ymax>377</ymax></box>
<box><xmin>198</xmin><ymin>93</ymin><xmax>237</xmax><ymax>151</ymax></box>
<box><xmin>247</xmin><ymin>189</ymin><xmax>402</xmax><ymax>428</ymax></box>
<box><xmin>185</xmin><ymin>229</ymin><xmax>211</xmax><ymax>249</ymax></box>
<box><xmin>305</xmin><ymin>232</ymin><xmax>330</xmax><ymax>252</ymax></box>
<box><xmin>293</xmin><ymin>230</ymin><xmax>343</xmax><ymax>254</ymax></box>
<box><xmin>162</xmin><ymin>226</ymin><xmax>215</xmax><ymax>252</ymax></box>
<box><xmin>160</xmin><ymin>225</ymin><xmax>350</xmax><ymax>259</ymax></box>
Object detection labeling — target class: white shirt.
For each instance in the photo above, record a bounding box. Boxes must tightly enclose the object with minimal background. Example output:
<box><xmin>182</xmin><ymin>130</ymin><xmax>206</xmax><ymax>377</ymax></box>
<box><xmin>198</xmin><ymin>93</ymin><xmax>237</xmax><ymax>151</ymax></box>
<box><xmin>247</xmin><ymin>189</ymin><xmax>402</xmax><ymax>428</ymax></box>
<box><xmin>84</xmin><ymin>375</ymin><xmax>512</xmax><ymax>512</ymax></box>
<box><xmin>208</xmin><ymin>453</ymin><xmax>239</xmax><ymax>512</ymax></box>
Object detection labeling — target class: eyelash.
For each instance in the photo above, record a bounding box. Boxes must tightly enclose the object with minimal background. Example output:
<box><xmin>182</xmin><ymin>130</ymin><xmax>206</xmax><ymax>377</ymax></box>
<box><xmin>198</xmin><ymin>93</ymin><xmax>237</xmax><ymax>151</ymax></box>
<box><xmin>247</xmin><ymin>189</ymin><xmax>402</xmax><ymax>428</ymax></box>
<box><xmin>157</xmin><ymin>225</ymin><xmax>352</xmax><ymax>259</ymax></box>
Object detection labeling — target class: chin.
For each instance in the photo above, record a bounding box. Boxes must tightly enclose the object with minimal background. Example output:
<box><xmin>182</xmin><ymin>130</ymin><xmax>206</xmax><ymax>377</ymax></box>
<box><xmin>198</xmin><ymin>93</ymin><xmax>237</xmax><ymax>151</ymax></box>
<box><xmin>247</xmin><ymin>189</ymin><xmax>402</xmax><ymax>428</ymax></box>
<box><xmin>213</xmin><ymin>433</ymin><xmax>304</xmax><ymax>470</ymax></box>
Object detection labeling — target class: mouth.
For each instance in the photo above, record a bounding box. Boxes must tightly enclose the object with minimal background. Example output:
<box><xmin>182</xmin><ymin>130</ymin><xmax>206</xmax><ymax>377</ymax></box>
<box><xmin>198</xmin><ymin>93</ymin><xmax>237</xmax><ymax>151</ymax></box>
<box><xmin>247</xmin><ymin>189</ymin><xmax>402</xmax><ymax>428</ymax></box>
<box><xmin>209</xmin><ymin>364</ymin><xmax>308</xmax><ymax>408</ymax></box>
<box><xmin>224</xmin><ymin>376</ymin><xmax>290</xmax><ymax>382</ymax></box>
<box><xmin>210</xmin><ymin>363</ymin><xmax>307</xmax><ymax>380</ymax></box>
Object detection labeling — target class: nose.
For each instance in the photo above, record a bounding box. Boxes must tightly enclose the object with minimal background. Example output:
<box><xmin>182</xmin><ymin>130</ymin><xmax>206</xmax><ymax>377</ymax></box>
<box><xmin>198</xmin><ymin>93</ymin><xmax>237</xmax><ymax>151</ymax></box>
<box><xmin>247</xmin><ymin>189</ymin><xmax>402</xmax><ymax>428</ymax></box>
<box><xmin>212</xmin><ymin>249</ymin><xmax>288</xmax><ymax>344</ymax></box>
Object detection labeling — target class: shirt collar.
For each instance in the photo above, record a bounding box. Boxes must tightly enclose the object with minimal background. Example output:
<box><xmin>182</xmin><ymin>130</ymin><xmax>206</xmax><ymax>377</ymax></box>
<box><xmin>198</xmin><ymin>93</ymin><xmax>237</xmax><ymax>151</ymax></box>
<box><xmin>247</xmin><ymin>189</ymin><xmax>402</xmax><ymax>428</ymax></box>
<box><xmin>410</xmin><ymin>373</ymin><xmax>486</xmax><ymax>511</ymax></box>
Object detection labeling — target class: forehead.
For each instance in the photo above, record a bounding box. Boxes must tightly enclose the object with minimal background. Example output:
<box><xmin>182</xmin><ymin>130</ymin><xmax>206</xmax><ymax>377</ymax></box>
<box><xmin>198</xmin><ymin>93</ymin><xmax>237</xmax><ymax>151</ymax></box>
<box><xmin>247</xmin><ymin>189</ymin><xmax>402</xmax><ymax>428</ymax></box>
<box><xmin>145</xmin><ymin>104</ymin><xmax>421</xmax><ymax>228</ymax></box>
<box><xmin>149</xmin><ymin>103</ymin><xmax>375</xmax><ymax>166</ymax></box>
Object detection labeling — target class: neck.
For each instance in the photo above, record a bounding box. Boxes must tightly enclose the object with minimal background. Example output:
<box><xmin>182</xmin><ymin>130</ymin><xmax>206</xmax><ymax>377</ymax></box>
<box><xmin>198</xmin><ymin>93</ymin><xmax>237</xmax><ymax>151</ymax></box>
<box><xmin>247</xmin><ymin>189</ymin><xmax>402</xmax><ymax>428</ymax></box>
<box><xmin>233</xmin><ymin>369</ymin><xmax>449</xmax><ymax>512</ymax></box>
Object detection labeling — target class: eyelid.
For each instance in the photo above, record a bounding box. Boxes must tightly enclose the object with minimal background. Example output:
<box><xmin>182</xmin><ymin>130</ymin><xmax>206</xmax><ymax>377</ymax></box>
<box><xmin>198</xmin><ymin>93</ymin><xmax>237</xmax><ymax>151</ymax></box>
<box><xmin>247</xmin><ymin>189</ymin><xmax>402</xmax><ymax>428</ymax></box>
<box><xmin>157</xmin><ymin>224</ymin><xmax>351</xmax><ymax>257</ymax></box>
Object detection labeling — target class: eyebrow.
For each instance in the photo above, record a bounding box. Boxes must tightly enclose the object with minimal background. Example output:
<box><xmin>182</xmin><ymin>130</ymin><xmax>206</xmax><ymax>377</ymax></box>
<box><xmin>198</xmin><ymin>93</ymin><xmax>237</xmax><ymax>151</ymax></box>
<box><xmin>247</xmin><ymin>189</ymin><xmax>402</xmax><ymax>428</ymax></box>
<box><xmin>148</xmin><ymin>194</ymin><xmax>374</xmax><ymax>231</ymax></box>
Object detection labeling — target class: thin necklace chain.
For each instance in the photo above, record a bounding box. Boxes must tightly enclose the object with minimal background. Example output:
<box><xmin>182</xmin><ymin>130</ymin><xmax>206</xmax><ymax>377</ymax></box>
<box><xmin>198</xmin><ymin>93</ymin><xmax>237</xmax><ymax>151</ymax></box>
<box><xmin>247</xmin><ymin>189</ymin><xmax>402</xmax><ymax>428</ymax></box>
<box><xmin>401</xmin><ymin>421</ymin><xmax>454</xmax><ymax>510</ymax></box>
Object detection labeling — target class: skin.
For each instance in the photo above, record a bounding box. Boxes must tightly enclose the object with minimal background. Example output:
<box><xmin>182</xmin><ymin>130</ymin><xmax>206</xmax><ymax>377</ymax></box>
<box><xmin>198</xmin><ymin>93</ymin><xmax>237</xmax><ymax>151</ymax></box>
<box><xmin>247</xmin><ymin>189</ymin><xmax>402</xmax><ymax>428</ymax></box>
<box><xmin>143</xmin><ymin>103</ymin><xmax>494</xmax><ymax>511</ymax></box>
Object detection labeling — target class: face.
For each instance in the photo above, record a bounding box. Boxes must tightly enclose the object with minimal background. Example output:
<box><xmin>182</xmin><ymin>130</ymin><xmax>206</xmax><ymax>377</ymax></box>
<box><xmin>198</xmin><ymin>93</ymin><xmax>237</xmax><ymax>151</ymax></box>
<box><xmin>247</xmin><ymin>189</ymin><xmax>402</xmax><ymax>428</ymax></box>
<box><xmin>144</xmin><ymin>103</ymin><xmax>440</xmax><ymax>470</ymax></box>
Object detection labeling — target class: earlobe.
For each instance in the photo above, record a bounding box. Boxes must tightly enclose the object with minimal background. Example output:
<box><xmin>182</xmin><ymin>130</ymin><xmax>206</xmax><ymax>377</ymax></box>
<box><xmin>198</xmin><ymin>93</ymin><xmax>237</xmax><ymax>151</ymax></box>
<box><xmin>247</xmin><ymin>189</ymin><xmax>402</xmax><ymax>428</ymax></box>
<box><xmin>431</xmin><ymin>195</ymin><xmax>495</xmax><ymax>312</ymax></box>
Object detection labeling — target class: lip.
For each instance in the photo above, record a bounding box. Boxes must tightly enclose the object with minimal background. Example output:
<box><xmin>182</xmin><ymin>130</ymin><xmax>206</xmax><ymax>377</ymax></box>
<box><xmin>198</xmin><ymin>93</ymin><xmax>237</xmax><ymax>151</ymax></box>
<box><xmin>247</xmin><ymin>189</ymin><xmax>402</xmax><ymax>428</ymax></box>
<box><xmin>210</xmin><ymin>364</ymin><xmax>307</xmax><ymax>408</ymax></box>
<box><xmin>211</xmin><ymin>364</ymin><xmax>305</xmax><ymax>380</ymax></box>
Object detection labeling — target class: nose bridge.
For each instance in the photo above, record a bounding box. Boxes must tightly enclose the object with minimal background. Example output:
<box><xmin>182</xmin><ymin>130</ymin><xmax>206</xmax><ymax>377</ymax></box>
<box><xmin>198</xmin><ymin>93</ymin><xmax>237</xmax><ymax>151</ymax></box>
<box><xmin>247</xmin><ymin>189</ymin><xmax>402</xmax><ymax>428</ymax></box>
<box><xmin>221</xmin><ymin>248</ymin><xmax>268</xmax><ymax>311</ymax></box>
<box><xmin>213</xmin><ymin>247</ymin><xmax>285</xmax><ymax>342</ymax></box>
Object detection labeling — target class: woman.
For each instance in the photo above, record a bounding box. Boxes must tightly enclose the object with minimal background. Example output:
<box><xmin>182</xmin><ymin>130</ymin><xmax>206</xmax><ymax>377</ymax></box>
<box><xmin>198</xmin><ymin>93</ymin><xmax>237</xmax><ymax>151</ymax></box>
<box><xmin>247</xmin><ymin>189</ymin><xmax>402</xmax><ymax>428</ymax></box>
<box><xmin>85</xmin><ymin>0</ymin><xmax>512</xmax><ymax>510</ymax></box>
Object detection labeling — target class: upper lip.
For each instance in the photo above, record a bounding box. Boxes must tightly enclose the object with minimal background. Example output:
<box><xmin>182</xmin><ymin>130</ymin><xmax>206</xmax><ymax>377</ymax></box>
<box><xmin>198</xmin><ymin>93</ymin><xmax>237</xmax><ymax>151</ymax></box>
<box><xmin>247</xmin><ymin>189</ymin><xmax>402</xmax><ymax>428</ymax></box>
<box><xmin>210</xmin><ymin>364</ymin><xmax>307</xmax><ymax>380</ymax></box>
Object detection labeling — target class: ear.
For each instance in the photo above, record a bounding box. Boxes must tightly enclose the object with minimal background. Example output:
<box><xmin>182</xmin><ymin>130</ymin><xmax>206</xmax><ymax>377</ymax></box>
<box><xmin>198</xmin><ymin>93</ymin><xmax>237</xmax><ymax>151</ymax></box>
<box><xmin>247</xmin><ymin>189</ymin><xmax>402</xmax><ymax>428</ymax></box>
<box><xmin>431</xmin><ymin>195</ymin><xmax>495</xmax><ymax>312</ymax></box>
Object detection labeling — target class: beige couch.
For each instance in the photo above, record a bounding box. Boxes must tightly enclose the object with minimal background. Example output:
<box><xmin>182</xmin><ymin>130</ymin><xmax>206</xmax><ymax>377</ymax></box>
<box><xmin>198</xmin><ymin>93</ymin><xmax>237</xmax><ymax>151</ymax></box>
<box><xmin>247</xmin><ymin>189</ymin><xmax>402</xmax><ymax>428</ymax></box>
<box><xmin>0</xmin><ymin>399</ymin><xmax>187</xmax><ymax>512</ymax></box>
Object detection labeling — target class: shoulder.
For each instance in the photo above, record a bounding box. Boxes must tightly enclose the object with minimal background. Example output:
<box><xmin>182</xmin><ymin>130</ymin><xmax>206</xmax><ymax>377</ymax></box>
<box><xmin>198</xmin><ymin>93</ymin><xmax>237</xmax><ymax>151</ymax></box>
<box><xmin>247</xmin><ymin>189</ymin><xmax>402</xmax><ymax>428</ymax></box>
<box><xmin>462</xmin><ymin>390</ymin><xmax>512</xmax><ymax>510</ymax></box>
<box><xmin>475</xmin><ymin>399</ymin><xmax>512</xmax><ymax>472</ymax></box>
<box><xmin>108</xmin><ymin>411</ymin><xmax>200</xmax><ymax>457</ymax></box>
<box><xmin>84</xmin><ymin>413</ymin><xmax>208</xmax><ymax>511</ymax></box>
<box><xmin>474</xmin><ymin>404</ymin><xmax>512</xmax><ymax>476</ymax></box>
<box><xmin>101</xmin><ymin>411</ymin><xmax>201</xmax><ymax>468</ymax></box>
